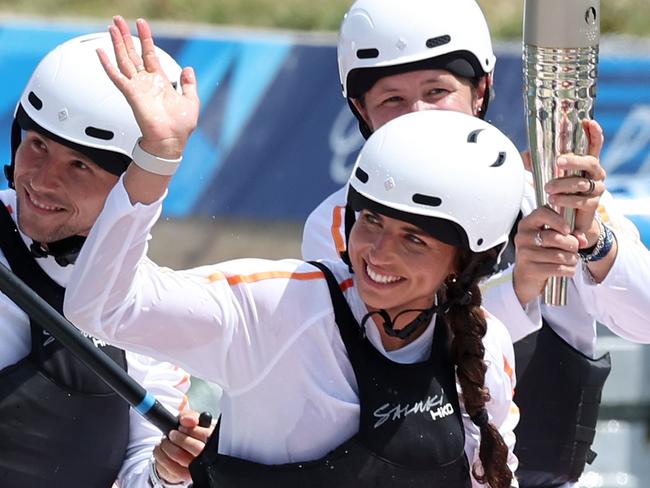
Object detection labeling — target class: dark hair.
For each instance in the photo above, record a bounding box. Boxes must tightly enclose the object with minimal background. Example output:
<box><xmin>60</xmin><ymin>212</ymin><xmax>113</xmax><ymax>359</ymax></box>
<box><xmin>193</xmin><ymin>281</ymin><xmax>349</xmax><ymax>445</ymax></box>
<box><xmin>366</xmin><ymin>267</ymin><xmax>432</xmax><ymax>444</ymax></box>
<box><xmin>444</xmin><ymin>248</ymin><xmax>512</xmax><ymax>488</ymax></box>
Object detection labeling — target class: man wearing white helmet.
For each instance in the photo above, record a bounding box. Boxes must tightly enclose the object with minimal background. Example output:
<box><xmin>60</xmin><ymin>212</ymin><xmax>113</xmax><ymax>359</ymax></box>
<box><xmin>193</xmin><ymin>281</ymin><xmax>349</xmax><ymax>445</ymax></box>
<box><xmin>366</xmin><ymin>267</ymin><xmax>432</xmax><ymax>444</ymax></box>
<box><xmin>301</xmin><ymin>1</ymin><xmax>650</xmax><ymax>487</ymax></box>
<box><xmin>62</xmin><ymin>19</ymin><xmax>522</xmax><ymax>487</ymax></box>
<box><xmin>0</xmin><ymin>24</ymin><xmax>194</xmax><ymax>487</ymax></box>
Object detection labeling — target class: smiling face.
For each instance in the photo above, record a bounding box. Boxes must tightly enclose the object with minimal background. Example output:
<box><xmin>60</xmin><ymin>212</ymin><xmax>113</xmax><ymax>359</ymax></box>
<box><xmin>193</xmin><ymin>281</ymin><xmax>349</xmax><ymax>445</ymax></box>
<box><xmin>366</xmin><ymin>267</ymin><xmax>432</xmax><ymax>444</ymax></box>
<box><xmin>12</xmin><ymin>130</ymin><xmax>119</xmax><ymax>244</ymax></box>
<box><xmin>348</xmin><ymin>209</ymin><xmax>458</xmax><ymax>324</ymax></box>
<box><xmin>352</xmin><ymin>69</ymin><xmax>484</xmax><ymax>132</ymax></box>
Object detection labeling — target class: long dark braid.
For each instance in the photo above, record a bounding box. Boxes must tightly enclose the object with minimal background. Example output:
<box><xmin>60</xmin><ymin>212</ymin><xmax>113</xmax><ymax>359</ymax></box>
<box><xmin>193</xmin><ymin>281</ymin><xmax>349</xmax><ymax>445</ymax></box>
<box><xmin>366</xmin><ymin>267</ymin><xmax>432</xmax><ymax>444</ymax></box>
<box><xmin>444</xmin><ymin>249</ymin><xmax>512</xmax><ymax>488</ymax></box>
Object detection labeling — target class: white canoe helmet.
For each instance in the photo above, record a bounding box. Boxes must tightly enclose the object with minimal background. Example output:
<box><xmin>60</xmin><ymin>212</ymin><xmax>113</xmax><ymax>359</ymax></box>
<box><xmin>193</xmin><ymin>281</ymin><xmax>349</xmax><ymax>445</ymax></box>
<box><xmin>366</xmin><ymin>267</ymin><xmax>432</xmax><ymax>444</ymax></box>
<box><xmin>6</xmin><ymin>32</ymin><xmax>182</xmax><ymax>184</ymax></box>
<box><xmin>346</xmin><ymin>110</ymin><xmax>524</xmax><ymax>255</ymax></box>
<box><xmin>338</xmin><ymin>0</ymin><xmax>495</xmax><ymax>99</ymax></box>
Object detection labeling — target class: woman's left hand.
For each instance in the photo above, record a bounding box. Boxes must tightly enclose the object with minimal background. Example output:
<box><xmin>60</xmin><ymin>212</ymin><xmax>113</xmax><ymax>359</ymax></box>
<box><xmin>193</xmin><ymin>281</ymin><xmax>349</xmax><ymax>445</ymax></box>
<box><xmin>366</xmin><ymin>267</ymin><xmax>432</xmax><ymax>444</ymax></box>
<box><xmin>153</xmin><ymin>412</ymin><xmax>214</xmax><ymax>484</ymax></box>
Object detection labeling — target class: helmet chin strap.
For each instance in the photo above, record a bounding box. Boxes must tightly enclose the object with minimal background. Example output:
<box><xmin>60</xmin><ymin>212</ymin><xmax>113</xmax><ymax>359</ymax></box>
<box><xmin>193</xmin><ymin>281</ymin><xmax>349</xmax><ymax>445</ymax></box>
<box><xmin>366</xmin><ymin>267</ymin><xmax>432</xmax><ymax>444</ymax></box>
<box><xmin>30</xmin><ymin>235</ymin><xmax>86</xmax><ymax>267</ymax></box>
<box><xmin>361</xmin><ymin>305</ymin><xmax>439</xmax><ymax>341</ymax></box>
<box><xmin>359</xmin><ymin>290</ymin><xmax>473</xmax><ymax>341</ymax></box>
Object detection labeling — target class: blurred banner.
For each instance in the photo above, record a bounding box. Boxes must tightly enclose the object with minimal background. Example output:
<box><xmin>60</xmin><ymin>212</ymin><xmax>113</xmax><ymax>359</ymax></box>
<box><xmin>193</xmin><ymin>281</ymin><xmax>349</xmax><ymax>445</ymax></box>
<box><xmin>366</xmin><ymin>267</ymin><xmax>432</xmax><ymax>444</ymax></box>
<box><xmin>0</xmin><ymin>20</ymin><xmax>648</xmax><ymax>245</ymax></box>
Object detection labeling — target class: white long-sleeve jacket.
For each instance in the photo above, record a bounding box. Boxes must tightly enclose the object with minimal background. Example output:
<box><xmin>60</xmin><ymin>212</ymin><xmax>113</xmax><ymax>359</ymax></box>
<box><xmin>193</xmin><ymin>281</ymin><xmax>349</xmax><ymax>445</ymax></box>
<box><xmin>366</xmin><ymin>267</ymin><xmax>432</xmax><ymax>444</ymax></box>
<box><xmin>301</xmin><ymin>173</ymin><xmax>650</xmax><ymax>355</ymax></box>
<box><xmin>0</xmin><ymin>189</ymin><xmax>190</xmax><ymax>488</ymax></box>
<box><xmin>64</xmin><ymin>178</ymin><xmax>520</xmax><ymax>487</ymax></box>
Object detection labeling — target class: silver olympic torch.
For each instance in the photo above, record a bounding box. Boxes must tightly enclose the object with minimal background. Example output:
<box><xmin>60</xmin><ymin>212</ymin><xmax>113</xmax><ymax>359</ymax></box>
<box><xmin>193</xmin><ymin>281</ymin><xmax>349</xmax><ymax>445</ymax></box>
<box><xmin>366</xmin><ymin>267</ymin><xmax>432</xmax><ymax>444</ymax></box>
<box><xmin>523</xmin><ymin>0</ymin><xmax>600</xmax><ymax>306</ymax></box>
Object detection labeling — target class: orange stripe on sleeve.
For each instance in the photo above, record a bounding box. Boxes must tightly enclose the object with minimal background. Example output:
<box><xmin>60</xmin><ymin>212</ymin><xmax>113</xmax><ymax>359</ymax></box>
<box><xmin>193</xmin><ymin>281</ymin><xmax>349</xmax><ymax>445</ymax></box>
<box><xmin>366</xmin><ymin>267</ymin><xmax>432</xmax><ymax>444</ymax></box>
<box><xmin>207</xmin><ymin>269</ymin><xmax>354</xmax><ymax>292</ymax></box>
<box><xmin>331</xmin><ymin>205</ymin><xmax>347</xmax><ymax>255</ymax></box>
<box><xmin>177</xmin><ymin>394</ymin><xmax>189</xmax><ymax>413</ymax></box>
<box><xmin>225</xmin><ymin>270</ymin><xmax>324</xmax><ymax>285</ymax></box>
<box><xmin>503</xmin><ymin>354</ymin><xmax>516</xmax><ymax>396</ymax></box>
<box><xmin>207</xmin><ymin>270</ymin><xmax>325</xmax><ymax>284</ymax></box>
<box><xmin>174</xmin><ymin>373</ymin><xmax>191</xmax><ymax>390</ymax></box>
<box><xmin>503</xmin><ymin>354</ymin><xmax>514</xmax><ymax>382</ymax></box>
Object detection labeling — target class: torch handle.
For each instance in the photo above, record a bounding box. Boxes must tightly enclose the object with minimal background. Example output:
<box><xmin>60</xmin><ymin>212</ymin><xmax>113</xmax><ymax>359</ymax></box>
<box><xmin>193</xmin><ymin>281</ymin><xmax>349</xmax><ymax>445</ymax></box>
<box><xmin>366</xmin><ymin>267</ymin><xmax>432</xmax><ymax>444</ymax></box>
<box><xmin>543</xmin><ymin>169</ymin><xmax>583</xmax><ymax>306</ymax></box>
<box><xmin>524</xmin><ymin>41</ymin><xmax>598</xmax><ymax>306</ymax></box>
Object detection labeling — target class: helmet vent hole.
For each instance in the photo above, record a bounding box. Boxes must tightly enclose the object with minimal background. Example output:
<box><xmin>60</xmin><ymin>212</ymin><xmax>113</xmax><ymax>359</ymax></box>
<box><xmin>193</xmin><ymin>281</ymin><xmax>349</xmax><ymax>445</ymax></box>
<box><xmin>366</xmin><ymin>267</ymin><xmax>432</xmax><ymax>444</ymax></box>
<box><xmin>27</xmin><ymin>92</ymin><xmax>43</xmax><ymax>111</ymax></box>
<box><xmin>425</xmin><ymin>35</ymin><xmax>451</xmax><ymax>49</ymax></box>
<box><xmin>412</xmin><ymin>193</ymin><xmax>442</xmax><ymax>207</ymax></box>
<box><xmin>477</xmin><ymin>238</ymin><xmax>484</xmax><ymax>246</ymax></box>
<box><xmin>355</xmin><ymin>167</ymin><xmax>369</xmax><ymax>183</ymax></box>
<box><xmin>171</xmin><ymin>81</ymin><xmax>178</xmax><ymax>90</ymax></box>
<box><xmin>85</xmin><ymin>126</ymin><xmax>115</xmax><ymax>141</ymax></box>
<box><xmin>467</xmin><ymin>129</ymin><xmax>484</xmax><ymax>143</ymax></box>
<box><xmin>491</xmin><ymin>152</ymin><xmax>506</xmax><ymax>167</ymax></box>
<box><xmin>356</xmin><ymin>48</ymin><xmax>379</xmax><ymax>60</ymax></box>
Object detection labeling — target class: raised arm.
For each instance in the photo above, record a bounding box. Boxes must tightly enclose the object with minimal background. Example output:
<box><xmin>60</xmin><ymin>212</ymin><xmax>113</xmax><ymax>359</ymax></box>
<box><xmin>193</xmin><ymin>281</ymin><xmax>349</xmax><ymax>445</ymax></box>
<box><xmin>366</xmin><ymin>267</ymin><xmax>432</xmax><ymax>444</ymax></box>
<box><xmin>513</xmin><ymin>120</ymin><xmax>607</xmax><ymax>305</ymax></box>
<box><xmin>483</xmin><ymin>120</ymin><xmax>650</xmax><ymax>347</ymax></box>
<box><xmin>97</xmin><ymin>16</ymin><xmax>199</xmax><ymax>204</ymax></box>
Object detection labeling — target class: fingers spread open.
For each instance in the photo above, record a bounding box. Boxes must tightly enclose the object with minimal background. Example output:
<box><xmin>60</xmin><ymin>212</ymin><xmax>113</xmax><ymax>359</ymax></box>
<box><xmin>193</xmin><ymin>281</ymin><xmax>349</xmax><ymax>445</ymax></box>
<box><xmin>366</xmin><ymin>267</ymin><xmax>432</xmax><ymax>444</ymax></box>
<box><xmin>96</xmin><ymin>47</ymin><xmax>129</xmax><ymax>92</ymax></box>
<box><xmin>113</xmin><ymin>16</ymin><xmax>145</xmax><ymax>74</ymax></box>
<box><xmin>136</xmin><ymin>18</ymin><xmax>164</xmax><ymax>75</ymax></box>
<box><xmin>180</xmin><ymin>67</ymin><xmax>199</xmax><ymax>104</ymax></box>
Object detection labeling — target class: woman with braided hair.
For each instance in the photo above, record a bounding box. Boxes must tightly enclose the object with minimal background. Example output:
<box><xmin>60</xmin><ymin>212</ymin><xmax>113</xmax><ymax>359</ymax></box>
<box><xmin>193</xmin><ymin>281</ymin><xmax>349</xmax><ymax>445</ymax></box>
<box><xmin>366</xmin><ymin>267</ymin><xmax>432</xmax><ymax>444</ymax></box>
<box><xmin>64</xmin><ymin>18</ymin><xmax>523</xmax><ymax>488</ymax></box>
<box><xmin>445</xmin><ymin>250</ymin><xmax>512</xmax><ymax>485</ymax></box>
<box><xmin>305</xmin><ymin>3</ymin><xmax>650</xmax><ymax>486</ymax></box>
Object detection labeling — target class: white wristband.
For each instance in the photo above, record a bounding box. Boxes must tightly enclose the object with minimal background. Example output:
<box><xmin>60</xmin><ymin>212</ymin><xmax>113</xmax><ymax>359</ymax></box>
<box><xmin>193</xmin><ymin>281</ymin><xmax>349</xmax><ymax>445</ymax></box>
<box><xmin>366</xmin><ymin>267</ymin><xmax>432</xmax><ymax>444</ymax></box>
<box><xmin>132</xmin><ymin>138</ymin><xmax>182</xmax><ymax>176</ymax></box>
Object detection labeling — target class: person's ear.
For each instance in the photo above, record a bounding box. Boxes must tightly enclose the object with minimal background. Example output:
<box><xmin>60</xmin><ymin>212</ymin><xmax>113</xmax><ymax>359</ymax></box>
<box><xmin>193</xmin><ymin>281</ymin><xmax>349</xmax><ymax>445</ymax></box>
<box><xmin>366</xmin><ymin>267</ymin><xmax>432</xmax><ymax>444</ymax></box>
<box><xmin>474</xmin><ymin>73</ymin><xmax>493</xmax><ymax>116</ymax></box>
<box><xmin>351</xmin><ymin>98</ymin><xmax>373</xmax><ymax>131</ymax></box>
<box><xmin>445</xmin><ymin>273</ymin><xmax>459</xmax><ymax>286</ymax></box>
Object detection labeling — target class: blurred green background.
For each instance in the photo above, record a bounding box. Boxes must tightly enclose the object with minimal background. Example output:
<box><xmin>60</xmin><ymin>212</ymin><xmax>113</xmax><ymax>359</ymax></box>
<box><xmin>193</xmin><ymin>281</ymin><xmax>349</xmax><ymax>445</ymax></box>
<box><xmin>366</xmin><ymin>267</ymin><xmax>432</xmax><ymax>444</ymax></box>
<box><xmin>0</xmin><ymin>0</ymin><xmax>648</xmax><ymax>37</ymax></box>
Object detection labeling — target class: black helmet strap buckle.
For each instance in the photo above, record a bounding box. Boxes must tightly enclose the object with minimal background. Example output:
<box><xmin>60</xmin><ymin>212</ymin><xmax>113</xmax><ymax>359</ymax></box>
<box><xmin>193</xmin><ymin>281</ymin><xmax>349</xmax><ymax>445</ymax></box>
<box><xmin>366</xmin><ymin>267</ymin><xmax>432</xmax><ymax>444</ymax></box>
<box><xmin>30</xmin><ymin>235</ymin><xmax>86</xmax><ymax>267</ymax></box>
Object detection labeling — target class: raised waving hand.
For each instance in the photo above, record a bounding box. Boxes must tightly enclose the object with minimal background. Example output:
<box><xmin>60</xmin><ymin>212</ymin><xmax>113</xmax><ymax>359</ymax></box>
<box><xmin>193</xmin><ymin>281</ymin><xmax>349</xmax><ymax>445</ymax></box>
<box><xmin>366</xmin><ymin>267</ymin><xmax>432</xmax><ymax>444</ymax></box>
<box><xmin>98</xmin><ymin>16</ymin><xmax>200</xmax><ymax>203</ymax></box>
